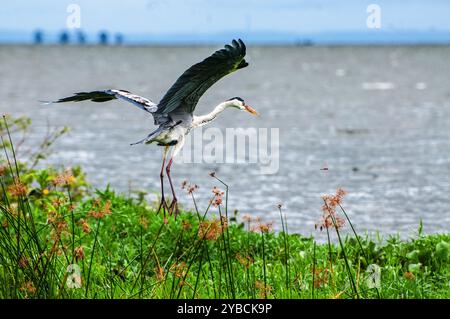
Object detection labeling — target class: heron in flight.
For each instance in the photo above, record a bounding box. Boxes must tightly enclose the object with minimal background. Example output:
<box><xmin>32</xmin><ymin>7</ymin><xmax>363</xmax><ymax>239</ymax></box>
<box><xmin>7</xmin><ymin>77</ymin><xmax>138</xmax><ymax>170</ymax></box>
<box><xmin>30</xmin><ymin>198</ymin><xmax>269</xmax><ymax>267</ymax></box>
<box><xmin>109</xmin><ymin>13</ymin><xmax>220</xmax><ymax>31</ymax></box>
<box><xmin>47</xmin><ymin>39</ymin><xmax>258</xmax><ymax>216</ymax></box>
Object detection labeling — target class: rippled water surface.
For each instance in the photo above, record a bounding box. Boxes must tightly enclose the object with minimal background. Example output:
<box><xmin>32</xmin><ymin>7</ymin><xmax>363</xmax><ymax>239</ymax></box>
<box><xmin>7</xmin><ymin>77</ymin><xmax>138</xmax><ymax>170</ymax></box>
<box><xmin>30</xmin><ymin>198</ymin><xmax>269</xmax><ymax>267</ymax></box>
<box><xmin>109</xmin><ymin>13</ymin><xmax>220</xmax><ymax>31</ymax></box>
<box><xmin>1</xmin><ymin>45</ymin><xmax>450</xmax><ymax>238</ymax></box>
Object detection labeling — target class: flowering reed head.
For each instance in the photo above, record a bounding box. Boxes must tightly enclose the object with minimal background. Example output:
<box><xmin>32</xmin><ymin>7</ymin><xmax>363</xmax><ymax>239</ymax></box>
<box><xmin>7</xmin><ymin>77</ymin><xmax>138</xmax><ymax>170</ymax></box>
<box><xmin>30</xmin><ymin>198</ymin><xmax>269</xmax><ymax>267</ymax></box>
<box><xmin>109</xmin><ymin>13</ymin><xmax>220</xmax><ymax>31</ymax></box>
<box><xmin>74</xmin><ymin>246</ymin><xmax>85</xmax><ymax>261</ymax></box>
<box><xmin>7</xmin><ymin>179</ymin><xmax>27</xmax><ymax>197</ymax></box>
<box><xmin>87</xmin><ymin>200</ymin><xmax>112</xmax><ymax>219</ymax></box>
<box><xmin>236</xmin><ymin>253</ymin><xmax>254</xmax><ymax>269</ymax></box>
<box><xmin>139</xmin><ymin>215</ymin><xmax>149</xmax><ymax>229</ymax></box>
<box><xmin>255</xmin><ymin>280</ymin><xmax>272</xmax><ymax>298</ymax></box>
<box><xmin>251</xmin><ymin>218</ymin><xmax>273</xmax><ymax>233</ymax></box>
<box><xmin>316</xmin><ymin>214</ymin><xmax>345</xmax><ymax>231</ymax></box>
<box><xmin>210</xmin><ymin>186</ymin><xmax>224</xmax><ymax>207</ymax></box>
<box><xmin>170</xmin><ymin>262</ymin><xmax>187</xmax><ymax>278</ymax></box>
<box><xmin>316</xmin><ymin>188</ymin><xmax>347</xmax><ymax>231</ymax></box>
<box><xmin>0</xmin><ymin>164</ymin><xmax>7</xmax><ymax>176</ymax></box>
<box><xmin>212</xmin><ymin>186</ymin><xmax>224</xmax><ymax>197</ymax></box>
<box><xmin>198</xmin><ymin>219</ymin><xmax>226</xmax><ymax>240</ymax></box>
<box><xmin>18</xmin><ymin>256</ymin><xmax>29</xmax><ymax>269</ymax></box>
<box><xmin>46</xmin><ymin>210</ymin><xmax>68</xmax><ymax>241</ymax></box>
<box><xmin>78</xmin><ymin>218</ymin><xmax>91</xmax><ymax>234</ymax></box>
<box><xmin>313</xmin><ymin>268</ymin><xmax>330</xmax><ymax>288</ymax></box>
<box><xmin>20</xmin><ymin>281</ymin><xmax>36</xmax><ymax>297</ymax></box>
<box><xmin>404</xmin><ymin>271</ymin><xmax>415</xmax><ymax>280</ymax></box>
<box><xmin>211</xmin><ymin>197</ymin><xmax>222</xmax><ymax>207</ymax></box>
<box><xmin>322</xmin><ymin>188</ymin><xmax>347</xmax><ymax>213</ymax></box>
<box><xmin>51</xmin><ymin>198</ymin><xmax>66</xmax><ymax>208</ymax></box>
<box><xmin>181</xmin><ymin>219</ymin><xmax>192</xmax><ymax>231</ymax></box>
<box><xmin>182</xmin><ymin>180</ymin><xmax>199</xmax><ymax>195</ymax></box>
<box><xmin>188</xmin><ymin>184</ymin><xmax>199</xmax><ymax>194</ymax></box>
<box><xmin>155</xmin><ymin>266</ymin><xmax>165</xmax><ymax>281</ymax></box>
<box><xmin>53</xmin><ymin>169</ymin><xmax>76</xmax><ymax>186</ymax></box>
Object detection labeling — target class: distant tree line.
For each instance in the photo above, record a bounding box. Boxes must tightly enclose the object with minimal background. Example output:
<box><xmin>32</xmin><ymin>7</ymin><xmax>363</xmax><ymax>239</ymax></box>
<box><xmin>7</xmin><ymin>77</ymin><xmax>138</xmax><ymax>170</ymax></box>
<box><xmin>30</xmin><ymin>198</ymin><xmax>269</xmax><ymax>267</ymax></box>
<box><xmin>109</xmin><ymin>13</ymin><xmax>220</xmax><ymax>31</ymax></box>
<box><xmin>33</xmin><ymin>30</ymin><xmax>125</xmax><ymax>45</ymax></box>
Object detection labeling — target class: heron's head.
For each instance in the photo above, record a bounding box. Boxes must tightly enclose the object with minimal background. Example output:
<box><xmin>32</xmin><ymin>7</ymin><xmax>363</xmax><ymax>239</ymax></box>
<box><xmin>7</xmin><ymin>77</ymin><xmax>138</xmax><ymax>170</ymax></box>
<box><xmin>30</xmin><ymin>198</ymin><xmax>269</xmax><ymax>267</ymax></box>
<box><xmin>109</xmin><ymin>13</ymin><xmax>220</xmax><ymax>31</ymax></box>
<box><xmin>226</xmin><ymin>97</ymin><xmax>259</xmax><ymax>116</ymax></box>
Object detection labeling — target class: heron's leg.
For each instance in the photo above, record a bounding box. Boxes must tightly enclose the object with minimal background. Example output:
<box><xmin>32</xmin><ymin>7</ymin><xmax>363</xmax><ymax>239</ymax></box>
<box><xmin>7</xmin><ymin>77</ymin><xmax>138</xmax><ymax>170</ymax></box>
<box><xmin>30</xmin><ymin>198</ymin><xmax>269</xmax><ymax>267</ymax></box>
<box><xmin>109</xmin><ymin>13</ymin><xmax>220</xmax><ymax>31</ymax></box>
<box><xmin>166</xmin><ymin>157</ymin><xmax>179</xmax><ymax>217</ymax></box>
<box><xmin>156</xmin><ymin>146</ymin><xmax>170</xmax><ymax>217</ymax></box>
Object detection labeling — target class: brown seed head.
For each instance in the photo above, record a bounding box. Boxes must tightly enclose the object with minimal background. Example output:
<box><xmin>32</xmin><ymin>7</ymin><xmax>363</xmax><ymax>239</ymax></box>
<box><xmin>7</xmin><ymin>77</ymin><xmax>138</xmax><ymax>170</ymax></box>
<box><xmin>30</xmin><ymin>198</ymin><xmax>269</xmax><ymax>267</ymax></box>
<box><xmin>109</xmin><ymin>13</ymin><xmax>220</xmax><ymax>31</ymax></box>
<box><xmin>7</xmin><ymin>179</ymin><xmax>27</xmax><ymax>197</ymax></box>
<box><xmin>20</xmin><ymin>281</ymin><xmax>36</xmax><ymax>296</ymax></box>
<box><xmin>155</xmin><ymin>266</ymin><xmax>165</xmax><ymax>281</ymax></box>
<box><xmin>182</xmin><ymin>219</ymin><xmax>192</xmax><ymax>231</ymax></box>
<box><xmin>78</xmin><ymin>218</ymin><xmax>91</xmax><ymax>234</ymax></box>
<box><xmin>88</xmin><ymin>200</ymin><xmax>112</xmax><ymax>219</ymax></box>
<box><xmin>212</xmin><ymin>186</ymin><xmax>224</xmax><ymax>197</ymax></box>
<box><xmin>74</xmin><ymin>246</ymin><xmax>85</xmax><ymax>261</ymax></box>
<box><xmin>211</xmin><ymin>196</ymin><xmax>223</xmax><ymax>207</ymax></box>
<box><xmin>53</xmin><ymin>169</ymin><xmax>76</xmax><ymax>186</ymax></box>
<box><xmin>187</xmin><ymin>184</ymin><xmax>199</xmax><ymax>194</ymax></box>
<box><xmin>404</xmin><ymin>271</ymin><xmax>415</xmax><ymax>280</ymax></box>
<box><xmin>236</xmin><ymin>253</ymin><xmax>254</xmax><ymax>269</ymax></box>
<box><xmin>139</xmin><ymin>215</ymin><xmax>149</xmax><ymax>229</ymax></box>
<box><xmin>255</xmin><ymin>280</ymin><xmax>272</xmax><ymax>298</ymax></box>
<box><xmin>252</xmin><ymin>220</ymin><xmax>273</xmax><ymax>233</ymax></box>
<box><xmin>198</xmin><ymin>219</ymin><xmax>225</xmax><ymax>241</ymax></box>
<box><xmin>18</xmin><ymin>256</ymin><xmax>29</xmax><ymax>269</ymax></box>
<box><xmin>0</xmin><ymin>165</ymin><xmax>7</xmax><ymax>176</ymax></box>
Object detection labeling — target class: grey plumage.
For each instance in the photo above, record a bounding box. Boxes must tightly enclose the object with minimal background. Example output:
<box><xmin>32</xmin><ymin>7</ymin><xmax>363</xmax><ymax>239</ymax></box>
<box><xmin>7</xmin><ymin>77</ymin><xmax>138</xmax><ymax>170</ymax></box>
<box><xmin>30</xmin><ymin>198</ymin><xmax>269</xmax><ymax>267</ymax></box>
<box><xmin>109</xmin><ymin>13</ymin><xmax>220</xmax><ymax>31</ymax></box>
<box><xmin>156</xmin><ymin>38</ymin><xmax>247</xmax><ymax>115</ymax></box>
<box><xmin>47</xmin><ymin>39</ymin><xmax>254</xmax><ymax>216</ymax></box>
<box><xmin>48</xmin><ymin>39</ymin><xmax>248</xmax><ymax>147</ymax></box>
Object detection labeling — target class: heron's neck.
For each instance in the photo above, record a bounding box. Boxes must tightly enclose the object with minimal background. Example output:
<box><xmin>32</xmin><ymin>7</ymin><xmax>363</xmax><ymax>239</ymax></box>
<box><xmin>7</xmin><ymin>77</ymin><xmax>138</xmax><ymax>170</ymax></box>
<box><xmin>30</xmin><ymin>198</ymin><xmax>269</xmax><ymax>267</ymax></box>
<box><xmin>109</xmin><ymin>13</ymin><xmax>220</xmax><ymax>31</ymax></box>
<box><xmin>192</xmin><ymin>102</ymin><xmax>228</xmax><ymax>128</ymax></box>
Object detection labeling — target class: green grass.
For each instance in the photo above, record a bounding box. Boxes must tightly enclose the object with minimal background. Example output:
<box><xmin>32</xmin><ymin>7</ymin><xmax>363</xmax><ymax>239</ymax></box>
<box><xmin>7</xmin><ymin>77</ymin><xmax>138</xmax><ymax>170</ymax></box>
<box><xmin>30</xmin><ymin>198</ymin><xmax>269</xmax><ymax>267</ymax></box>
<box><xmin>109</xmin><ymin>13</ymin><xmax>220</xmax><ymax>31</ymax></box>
<box><xmin>0</xmin><ymin>184</ymin><xmax>449</xmax><ymax>299</ymax></box>
<box><xmin>1</xmin><ymin>115</ymin><xmax>449</xmax><ymax>299</ymax></box>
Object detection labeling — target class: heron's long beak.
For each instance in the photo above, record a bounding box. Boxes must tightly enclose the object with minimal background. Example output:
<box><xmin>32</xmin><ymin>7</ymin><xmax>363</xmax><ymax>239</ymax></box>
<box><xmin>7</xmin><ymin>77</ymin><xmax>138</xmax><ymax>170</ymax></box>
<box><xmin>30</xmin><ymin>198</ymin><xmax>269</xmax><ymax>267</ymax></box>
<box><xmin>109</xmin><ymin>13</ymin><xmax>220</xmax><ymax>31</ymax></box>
<box><xmin>244</xmin><ymin>105</ymin><xmax>259</xmax><ymax>116</ymax></box>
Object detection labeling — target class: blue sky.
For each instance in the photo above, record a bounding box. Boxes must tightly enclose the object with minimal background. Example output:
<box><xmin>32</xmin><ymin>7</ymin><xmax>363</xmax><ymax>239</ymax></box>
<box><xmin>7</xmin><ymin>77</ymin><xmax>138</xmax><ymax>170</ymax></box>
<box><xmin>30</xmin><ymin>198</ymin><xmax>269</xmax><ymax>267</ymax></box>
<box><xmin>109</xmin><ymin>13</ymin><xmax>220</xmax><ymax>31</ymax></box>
<box><xmin>1</xmin><ymin>0</ymin><xmax>449</xmax><ymax>33</ymax></box>
<box><xmin>0</xmin><ymin>1</ymin><xmax>449</xmax><ymax>44</ymax></box>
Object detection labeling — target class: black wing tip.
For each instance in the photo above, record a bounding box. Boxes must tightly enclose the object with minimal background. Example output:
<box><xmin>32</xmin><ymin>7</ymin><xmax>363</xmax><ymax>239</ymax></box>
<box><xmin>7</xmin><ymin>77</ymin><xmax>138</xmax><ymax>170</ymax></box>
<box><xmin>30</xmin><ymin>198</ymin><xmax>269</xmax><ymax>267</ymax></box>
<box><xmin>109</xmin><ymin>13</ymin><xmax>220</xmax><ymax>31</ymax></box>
<box><xmin>45</xmin><ymin>91</ymin><xmax>116</xmax><ymax>104</ymax></box>
<box><xmin>237</xmin><ymin>60</ymin><xmax>249</xmax><ymax>69</ymax></box>
<box><xmin>226</xmin><ymin>38</ymin><xmax>246</xmax><ymax>55</ymax></box>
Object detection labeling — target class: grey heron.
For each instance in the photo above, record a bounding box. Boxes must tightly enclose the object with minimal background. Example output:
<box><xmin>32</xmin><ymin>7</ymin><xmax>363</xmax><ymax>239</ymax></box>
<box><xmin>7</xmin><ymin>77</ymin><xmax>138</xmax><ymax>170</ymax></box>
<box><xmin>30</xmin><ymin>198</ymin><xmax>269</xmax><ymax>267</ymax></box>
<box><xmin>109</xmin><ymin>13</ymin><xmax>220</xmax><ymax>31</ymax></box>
<box><xmin>47</xmin><ymin>39</ymin><xmax>258</xmax><ymax>216</ymax></box>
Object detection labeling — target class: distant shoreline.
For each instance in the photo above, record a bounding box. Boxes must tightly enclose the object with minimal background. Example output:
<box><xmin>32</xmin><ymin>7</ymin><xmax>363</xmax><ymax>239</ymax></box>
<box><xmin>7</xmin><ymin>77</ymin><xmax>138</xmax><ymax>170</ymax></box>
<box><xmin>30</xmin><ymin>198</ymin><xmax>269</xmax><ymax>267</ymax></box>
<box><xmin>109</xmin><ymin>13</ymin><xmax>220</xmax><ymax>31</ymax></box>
<box><xmin>1</xmin><ymin>30</ymin><xmax>450</xmax><ymax>46</ymax></box>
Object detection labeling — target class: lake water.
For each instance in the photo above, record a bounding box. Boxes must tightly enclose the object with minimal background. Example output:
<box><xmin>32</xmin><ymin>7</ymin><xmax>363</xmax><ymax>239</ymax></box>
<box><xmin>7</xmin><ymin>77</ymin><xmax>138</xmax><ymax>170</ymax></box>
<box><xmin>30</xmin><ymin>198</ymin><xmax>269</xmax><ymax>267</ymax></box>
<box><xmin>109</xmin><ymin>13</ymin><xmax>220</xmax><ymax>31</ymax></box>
<box><xmin>1</xmin><ymin>45</ymin><xmax>450</xmax><ymax>239</ymax></box>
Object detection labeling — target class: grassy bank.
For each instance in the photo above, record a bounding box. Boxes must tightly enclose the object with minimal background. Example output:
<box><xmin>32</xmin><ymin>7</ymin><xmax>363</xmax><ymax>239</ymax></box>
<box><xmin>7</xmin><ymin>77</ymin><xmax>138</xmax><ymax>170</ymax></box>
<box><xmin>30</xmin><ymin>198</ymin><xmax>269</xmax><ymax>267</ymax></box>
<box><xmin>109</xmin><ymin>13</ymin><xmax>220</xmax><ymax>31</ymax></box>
<box><xmin>1</xmin><ymin>115</ymin><xmax>449</xmax><ymax>299</ymax></box>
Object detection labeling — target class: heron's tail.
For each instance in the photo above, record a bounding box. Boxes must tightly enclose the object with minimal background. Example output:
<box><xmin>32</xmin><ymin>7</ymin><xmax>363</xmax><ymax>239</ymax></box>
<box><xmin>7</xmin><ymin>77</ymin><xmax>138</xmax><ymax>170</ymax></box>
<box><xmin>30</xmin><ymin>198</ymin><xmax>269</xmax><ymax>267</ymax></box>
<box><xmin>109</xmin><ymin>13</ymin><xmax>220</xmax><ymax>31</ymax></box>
<box><xmin>130</xmin><ymin>137</ymin><xmax>149</xmax><ymax>146</ymax></box>
<box><xmin>130</xmin><ymin>127</ymin><xmax>162</xmax><ymax>146</ymax></box>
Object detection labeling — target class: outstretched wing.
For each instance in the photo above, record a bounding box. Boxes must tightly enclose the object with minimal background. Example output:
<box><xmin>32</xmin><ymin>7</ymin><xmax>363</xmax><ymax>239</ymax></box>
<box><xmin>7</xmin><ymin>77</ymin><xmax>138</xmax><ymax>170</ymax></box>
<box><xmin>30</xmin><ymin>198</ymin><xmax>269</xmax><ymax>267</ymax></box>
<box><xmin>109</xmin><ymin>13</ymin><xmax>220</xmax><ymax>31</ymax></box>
<box><xmin>156</xmin><ymin>39</ymin><xmax>248</xmax><ymax>115</ymax></box>
<box><xmin>46</xmin><ymin>89</ymin><xmax>158</xmax><ymax>114</ymax></box>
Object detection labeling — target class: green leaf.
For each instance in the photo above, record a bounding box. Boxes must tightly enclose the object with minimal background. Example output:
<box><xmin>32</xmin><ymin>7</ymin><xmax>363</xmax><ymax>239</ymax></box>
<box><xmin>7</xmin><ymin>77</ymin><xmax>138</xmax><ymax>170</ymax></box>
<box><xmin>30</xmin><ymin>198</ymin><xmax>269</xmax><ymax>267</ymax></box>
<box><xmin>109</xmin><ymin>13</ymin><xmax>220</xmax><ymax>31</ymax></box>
<box><xmin>435</xmin><ymin>241</ymin><xmax>450</xmax><ymax>262</ymax></box>
<box><xmin>408</xmin><ymin>263</ymin><xmax>421</xmax><ymax>273</ymax></box>
<box><xmin>406</xmin><ymin>250</ymin><xmax>419</xmax><ymax>262</ymax></box>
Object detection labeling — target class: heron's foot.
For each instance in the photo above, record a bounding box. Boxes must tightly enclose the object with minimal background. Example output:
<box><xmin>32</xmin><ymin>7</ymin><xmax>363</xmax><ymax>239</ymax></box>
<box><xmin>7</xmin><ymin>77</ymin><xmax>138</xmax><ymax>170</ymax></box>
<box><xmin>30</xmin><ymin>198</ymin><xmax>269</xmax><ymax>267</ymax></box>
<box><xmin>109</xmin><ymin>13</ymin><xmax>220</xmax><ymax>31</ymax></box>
<box><xmin>156</xmin><ymin>197</ymin><xmax>170</xmax><ymax>216</ymax></box>
<box><xmin>168</xmin><ymin>198</ymin><xmax>179</xmax><ymax>218</ymax></box>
